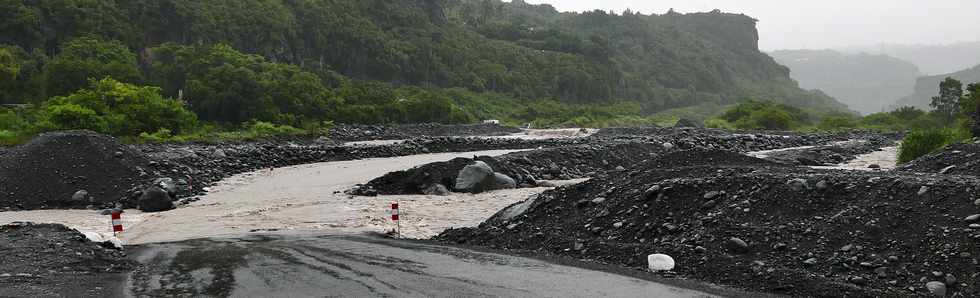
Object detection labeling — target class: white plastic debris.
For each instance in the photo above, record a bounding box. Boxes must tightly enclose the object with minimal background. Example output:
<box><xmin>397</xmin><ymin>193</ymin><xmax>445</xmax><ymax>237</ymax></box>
<box><xmin>82</xmin><ymin>231</ymin><xmax>105</xmax><ymax>243</ymax></box>
<box><xmin>647</xmin><ymin>254</ymin><xmax>675</xmax><ymax>271</ymax></box>
<box><xmin>105</xmin><ymin>236</ymin><xmax>124</xmax><ymax>249</ymax></box>
<box><xmin>80</xmin><ymin>231</ymin><xmax>124</xmax><ymax>249</ymax></box>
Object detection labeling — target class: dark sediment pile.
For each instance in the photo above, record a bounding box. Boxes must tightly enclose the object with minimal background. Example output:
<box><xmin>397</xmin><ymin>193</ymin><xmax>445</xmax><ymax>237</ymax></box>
<box><xmin>349</xmin><ymin>155</ymin><xmax>532</xmax><ymax>196</ymax></box>
<box><xmin>0</xmin><ymin>131</ymin><xmax>150</xmax><ymax>209</ymax></box>
<box><xmin>438</xmin><ymin>149</ymin><xmax>980</xmax><ymax>297</ymax></box>
<box><xmin>494</xmin><ymin>142</ymin><xmax>663</xmax><ymax>180</ymax></box>
<box><xmin>0</xmin><ymin>223</ymin><xmax>134</xmax><ymax>297</ymax></box>
<box><xmin>330</xmin><ymin>123</ymin><xmax>522</xmax><ymax>142</ymax></box>
<box><xmin>897</xmin><ymin>141</ymin><xmax>980</xmax><ymax>175</ymax></box>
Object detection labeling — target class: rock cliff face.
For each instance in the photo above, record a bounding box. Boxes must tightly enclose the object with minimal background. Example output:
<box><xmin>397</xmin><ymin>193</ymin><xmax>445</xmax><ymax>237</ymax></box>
<box><xmin>668</xmin><ymin>11</ymin><xmax>761</xmax><ymax>54</ymax></box>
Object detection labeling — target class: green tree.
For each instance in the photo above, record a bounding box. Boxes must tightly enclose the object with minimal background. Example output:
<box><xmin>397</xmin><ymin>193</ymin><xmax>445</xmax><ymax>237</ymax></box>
<box><xmin>0</xmin><ymin>47</ymin><xmax>19</xmax><ymax>81</ymax></box>
<box><xmin>44</xmin><ymin>37</ymin><xmax>141</xmax><ymax>96</ymax></box>
<box><xmin>42</xmin><ymin>103</ymin><xmax>108</xmax><ymax>133</ymax></box>
<box><xmin>891</xmin><ymin>106</ymin><xmax>926</xmax><ymax>121</ymax></box>
<box><xmin>150</xmin><ymin>43</ymin><xmax>338</xmax><ymax>125</ymax></box>
<box><xmin>966</xmin><ymin>83</ymin><xmax>980</xmax><ymax>137</ymax></box>
<box><xmin>930</xmin><ymin>77</ymin><xmax>963</xmax><ymax>126</ymax></box>
<box><xmin>0</xmin><ymin>45</ymin><xmax>47</xmax><ymax>104</ymax></box>
<box><xmin>41</xmin><ymin>77</ymin><xmax>197</xmax><ymax>136</ymax></box>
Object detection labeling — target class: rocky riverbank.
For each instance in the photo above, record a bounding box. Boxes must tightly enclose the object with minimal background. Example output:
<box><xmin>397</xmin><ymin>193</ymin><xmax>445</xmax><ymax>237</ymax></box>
<box><xmin>437</xmin><ymin>147</ymin><xmax>975</xmax><ymax>297</ymax></box>
<box><xmin>0</xmin><ymin>222</ymin><xmax>133</xmax><ymax>297</ymax></box>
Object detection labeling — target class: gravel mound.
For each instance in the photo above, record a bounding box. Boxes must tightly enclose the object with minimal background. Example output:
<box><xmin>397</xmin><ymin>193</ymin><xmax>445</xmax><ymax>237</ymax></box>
<box><xmin>330</xmin><ymin>123</ymin><xmax>521</xmax><ymax>142</ymax></box>
<box><xmin>0</xmin><ymin>131</ymin><xmax>150</xmax><ymax>209</ymax></box>
<box><xmin>0</xmin><ymin>223</ymin><xmax>134</xmax><ymax>297</ymax></box>
<box><xmin>439</xmin><ymin>150</ymin><xmax>980</xmax><ymax>297</ymax></box>
<box><xmin>897</xmin><ymin>142</ymin><xmax>980</xmax><ymax>175</ymax></box>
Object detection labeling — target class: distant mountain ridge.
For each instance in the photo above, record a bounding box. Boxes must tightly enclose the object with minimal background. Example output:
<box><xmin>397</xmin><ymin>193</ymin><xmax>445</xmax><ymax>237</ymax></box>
<box><xmin>839</xmin><ymin>42</ymin><xmax>980</xmax><ymax>76</ymax></box>
<box><xmin>769</xmin><ymin>49</ymin><xmax>920</xmax><ymax>114</ymax></box>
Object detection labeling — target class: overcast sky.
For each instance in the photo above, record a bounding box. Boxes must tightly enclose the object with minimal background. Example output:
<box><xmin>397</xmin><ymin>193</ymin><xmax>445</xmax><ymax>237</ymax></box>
<box><xmin>522</xmin><ymin>0</ymin><xmax>980</xmax><ymax>51</ymax></box>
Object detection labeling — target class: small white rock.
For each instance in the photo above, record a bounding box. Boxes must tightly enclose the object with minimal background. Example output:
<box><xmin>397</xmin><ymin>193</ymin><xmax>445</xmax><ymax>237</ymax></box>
<box><xmin>648</xmin><ymin>254</ymin><xmax>675</xmax><ymax>271</ymax></box>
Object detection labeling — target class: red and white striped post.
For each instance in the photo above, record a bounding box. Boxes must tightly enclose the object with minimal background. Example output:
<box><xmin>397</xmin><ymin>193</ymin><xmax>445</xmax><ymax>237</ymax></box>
<box><xmin>111</xmin><ymin>211</ymin><xmax>123</xmax><ymax>236</ymax></box>
<box><xmin>391</xmin><ymin>202</ymin><xmax>400</xmax><ymax>238</ymax></box>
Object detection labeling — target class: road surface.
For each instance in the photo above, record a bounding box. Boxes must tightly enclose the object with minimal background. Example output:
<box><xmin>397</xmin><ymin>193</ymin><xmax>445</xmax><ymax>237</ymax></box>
<box><xmin>125</xmin><ymin>233</ymin><xmax>719</xmax><ymax>298</ymax></box>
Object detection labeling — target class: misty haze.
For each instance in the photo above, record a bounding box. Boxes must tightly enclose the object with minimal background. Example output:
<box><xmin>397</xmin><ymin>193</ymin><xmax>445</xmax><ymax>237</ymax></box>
<box><xmin>0</xmin><ymin>1</ymin><xmax>978</xmax><ymax>297</ymax></box>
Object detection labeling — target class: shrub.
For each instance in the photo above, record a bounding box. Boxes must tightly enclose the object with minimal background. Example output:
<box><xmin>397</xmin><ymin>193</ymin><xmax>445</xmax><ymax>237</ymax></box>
<box><xmin>818</xmin><ymin>116</ymin><xmax>858</xmax><ymax>131</ymax></box>
<box><xmin>42</xmin><ymin>103</ymin><xmax>108</xmax><ymax>133</ymax></box>
<box><xmin>0</xmin><ymin>129</ymin><xmax>21</xmax><ymax>145</ymax></box>
<box><xmin>41</xmin><ymin>77</ymin><xmax>198</xmax><ymax>136</ymax></box>
<box><xmin>247</xmin><ymin>121</ymin><xmax>304</xmax><ymax>137</ymax></box>
<box><xmin>704</xmin><ymin>118</ymin><xmax>735</xmax><ymax>129</ymax></box>
<box><xmin>898</xmin><ymin>128</ymin><xmax>968</xmax><ymax>163</ymax></box>
<box><xmin>735</xmin><ymin>106</ymin><xmax>793</xmax><ymax>130</ymax></box>
<box><xmin>138</xmin><ymin>128</ymin><xmax>174</xmax><ymax>143</ymax></box>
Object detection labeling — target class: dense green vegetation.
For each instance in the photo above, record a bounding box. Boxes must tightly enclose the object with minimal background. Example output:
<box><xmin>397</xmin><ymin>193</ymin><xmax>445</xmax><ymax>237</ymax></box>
<box><xmin>897</xmin><ymin>78</ymin><xmax>979</xmax><ymax>162</ymax></box>
<box><xmin>0</xmin><ymin>0</ymin><xmax>850</xmax><ymax>144</ymax></box>
<box><xmin>897</xmin><ymin>128</ymin><xmax>968</xmax><ymax>163</ymax></box>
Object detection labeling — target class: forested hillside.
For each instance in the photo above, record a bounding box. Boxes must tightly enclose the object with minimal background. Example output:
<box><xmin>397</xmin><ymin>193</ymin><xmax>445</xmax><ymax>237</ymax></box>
<box><xmin>770</xmin><ymin>49</ymin><xmax>920</xmax><ymax>114</ymax></box>
<box><xmin>0</xmin><ymin>0</ymin><xmax>847</xmax><ymax>141</ymax></box>
<box><xmin>892</xmin><ymin>65</ymin><xmax>980</xmax><ymax>110</ymax></box>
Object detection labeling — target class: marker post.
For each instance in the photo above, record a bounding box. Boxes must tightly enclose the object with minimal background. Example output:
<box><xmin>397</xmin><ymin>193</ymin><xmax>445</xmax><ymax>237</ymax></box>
<box><xmin>111</xmin><ymin>211</ymin><xmax>123</xmax><ymax>236</ymax></box>
<box><xmin>391</xmin><ymin>202</ymin><xmax>400</xmax><ymax>238</ymax></box>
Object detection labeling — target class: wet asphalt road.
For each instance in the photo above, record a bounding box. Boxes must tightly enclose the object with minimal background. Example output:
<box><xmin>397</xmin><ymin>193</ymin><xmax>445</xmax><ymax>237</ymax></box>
<box><xmin>123</xmin><ymin>233</ymin><xmax>719</xmax><ymax>298</ymax></box>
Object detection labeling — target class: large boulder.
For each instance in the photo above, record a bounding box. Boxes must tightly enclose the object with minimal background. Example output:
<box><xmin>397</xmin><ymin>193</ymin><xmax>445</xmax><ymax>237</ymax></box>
<box><xmin>422</xmin><ymin>184</ymin><xmax>451</xmax><ymax>196</ymax></box>
<box><xmin>153</xmin><ymin>178</ymin><xmax>178</xmax><ymax>194</ymax></box>
<box><xmin>493</xmin><ymin>173</ymin><xmax>517</xmax><ymax>189</ymax></box>
<box><xmin>71</xmin><ymin>190</ymin><xmax>89</xmax><ymax>203</ymax></box>
<box><xmin>138</xmin><ymin>187</ymin><xmax>174</xmax><ymax>212</ymax></box>
<box><xmin>455</xmin><ymin>161</ymin><xmax>495</xmax><ymax>193</ymax></box>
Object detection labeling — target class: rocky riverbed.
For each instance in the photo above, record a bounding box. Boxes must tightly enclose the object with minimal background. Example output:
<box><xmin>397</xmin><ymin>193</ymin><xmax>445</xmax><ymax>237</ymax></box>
<box><xmin>0</xmin><ymin>127</ymin><xmax>883</xmax><ymax>212</ymax></box>
<box><xmin>2</xmin><ymin>125</ymin><xmax>929</xmax><ymax>297</ymax></box>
